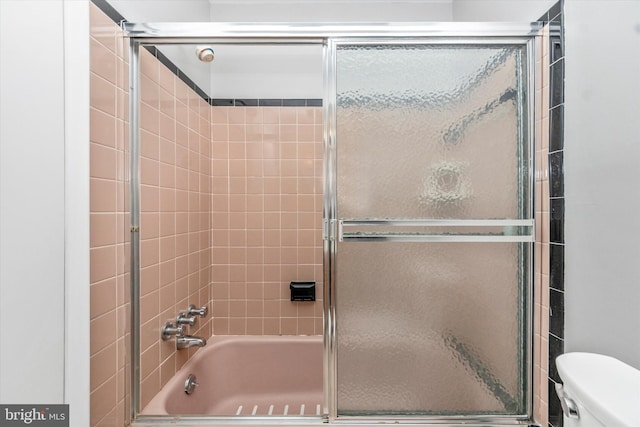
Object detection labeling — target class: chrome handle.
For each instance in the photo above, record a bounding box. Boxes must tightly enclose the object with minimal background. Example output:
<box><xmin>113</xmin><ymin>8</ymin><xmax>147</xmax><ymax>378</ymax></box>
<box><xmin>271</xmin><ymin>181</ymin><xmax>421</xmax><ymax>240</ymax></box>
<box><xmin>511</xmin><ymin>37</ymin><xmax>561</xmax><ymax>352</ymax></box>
<box><xmin>176</xmin><ymin>312</ymin><xmax>197</xmax><ymax>327</ymax></box>
<box><xmin>161</xmin><ymin>322</ymin><xmax>184</xmax><ymax>340</ymax></box>
<box><xmin>555</xmin><ymin>383</ymin><xmax>580</xmax><ymax>419</ymax></box>
<box><xmin>187</xmin><ymin>304</ymin><xmax>208</xmax><ymax>318</ymax></box>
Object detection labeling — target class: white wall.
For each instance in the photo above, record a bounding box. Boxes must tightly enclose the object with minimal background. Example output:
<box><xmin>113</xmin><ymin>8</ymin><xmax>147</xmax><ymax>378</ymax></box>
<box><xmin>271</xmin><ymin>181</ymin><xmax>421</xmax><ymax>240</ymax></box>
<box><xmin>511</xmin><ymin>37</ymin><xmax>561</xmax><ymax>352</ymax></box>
<box><xmin>0</xmin><ymin>0</ymin><xmax>90</xmax><ymax>424</ymax></box>
<box><xmin>0</xmin><ymin>0</ymin><xmax>66</xmax><ymax>403</ymax></box>
<box><xmin>452</xmin><ymin>0</ymin><xmax>555</xmax><ymax>21</ymax></box>
<box><xmin>209</xmin><ymin>0</ymin><xmax>454</xmax><ymax>22</ymax></box>
<box><xmin>208</xmin><ymin>44</ymin><xmax>323</xmax><ymax>99</ymax></box>
<box><xmin>108</xmin><ymin>0</ymin><xmax>211</xmax><ymax>21</ymax></box>
<box><xmin>63</xmin><ymin>1</ymin><xmax>92</xmax><ymax>425</ymax></box>
<box><xmin>563</xmin><ymin>0</ymin><xmax>640</xmax><ymax>369</ymax></box>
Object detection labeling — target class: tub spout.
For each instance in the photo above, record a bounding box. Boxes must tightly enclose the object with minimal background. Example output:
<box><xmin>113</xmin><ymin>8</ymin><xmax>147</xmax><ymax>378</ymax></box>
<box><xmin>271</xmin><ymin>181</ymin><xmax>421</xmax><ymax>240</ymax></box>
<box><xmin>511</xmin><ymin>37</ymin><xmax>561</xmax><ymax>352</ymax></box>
<box><xmin>176</xmin><ymin>335</ymin><xmax>207</xmax><ymax>350</ymax></box>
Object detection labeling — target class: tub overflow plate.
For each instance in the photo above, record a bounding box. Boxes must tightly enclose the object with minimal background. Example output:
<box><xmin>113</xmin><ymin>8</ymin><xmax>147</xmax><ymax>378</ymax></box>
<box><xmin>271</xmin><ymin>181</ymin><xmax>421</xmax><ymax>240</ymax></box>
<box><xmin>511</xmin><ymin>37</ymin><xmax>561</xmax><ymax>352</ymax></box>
<box><xmin>184</xmin><ymin>374</ymin><xmax>198</xmax><ymax>395</ymax></box>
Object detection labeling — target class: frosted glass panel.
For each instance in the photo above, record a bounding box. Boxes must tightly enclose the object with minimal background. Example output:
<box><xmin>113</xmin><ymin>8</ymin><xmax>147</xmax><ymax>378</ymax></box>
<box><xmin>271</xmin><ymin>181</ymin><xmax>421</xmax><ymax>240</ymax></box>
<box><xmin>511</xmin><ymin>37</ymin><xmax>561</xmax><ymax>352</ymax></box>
<box><xmin>333</xmin><ymin>42</ymin><xmax>530</xmax><ymax>417</ymax></box>
<box><xmin>336</xmin><ymin>242</ymin><xmax>526</xmax><ymax>415</ymax></box>
<box><xmin>336</xmin><ymin>44</ymin><xmax>528</xmax><ymax>220</ymax></box>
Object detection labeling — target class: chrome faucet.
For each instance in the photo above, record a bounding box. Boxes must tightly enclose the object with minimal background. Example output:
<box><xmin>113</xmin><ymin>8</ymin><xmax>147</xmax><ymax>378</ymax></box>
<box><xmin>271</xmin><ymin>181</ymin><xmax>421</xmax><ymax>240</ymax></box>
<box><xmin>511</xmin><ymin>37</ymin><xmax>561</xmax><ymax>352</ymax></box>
<box><xmin>161</xmin><ymin>304</ymin><xmax>209</xmax><ymax>350</ymax></box>
<box><xmin>176</xmin><ymin>335</ymin><xmax>207</xmax><ymax>349</ymax></box>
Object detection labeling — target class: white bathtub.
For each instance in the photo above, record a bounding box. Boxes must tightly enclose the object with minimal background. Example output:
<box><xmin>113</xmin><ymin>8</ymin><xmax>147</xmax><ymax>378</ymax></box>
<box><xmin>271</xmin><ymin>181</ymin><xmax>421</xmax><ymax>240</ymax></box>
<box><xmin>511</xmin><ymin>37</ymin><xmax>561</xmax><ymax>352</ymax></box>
<box><xmin>142</xmin><ymin>335</ymin><xmax>323</xmax><ymax>416</ymax></box>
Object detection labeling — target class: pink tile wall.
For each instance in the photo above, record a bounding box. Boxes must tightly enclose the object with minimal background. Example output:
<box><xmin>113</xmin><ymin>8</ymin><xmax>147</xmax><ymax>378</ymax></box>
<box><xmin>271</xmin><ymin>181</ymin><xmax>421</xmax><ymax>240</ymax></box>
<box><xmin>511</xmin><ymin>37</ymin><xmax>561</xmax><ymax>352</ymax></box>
<box><xmin>90</xmin><ymin>2</ymin><xmax>214</xmax><ymax>422</ymax></box>
<box><xmin>89</xmin><ymin>3</ymin><xmax>130</xmax><ymax>426</ymax></box>
<box><xmin>90</xmin><ymin>16</ymin><xmax>324</xmax><ymax>418</ymax></box>
<box><xmin>138</xmin><ymin>48</ymin><xmax>213</xmax><ymax>409</ymax></box>
<box><xmin>533</xmin><ymin>25</ymin><xmax>551</xmax><ymax>426</ymax></box>
<box><xmin>210</xmin><ymin>106</ymin><xmax>324</xmax><ymax>336</ymax></box>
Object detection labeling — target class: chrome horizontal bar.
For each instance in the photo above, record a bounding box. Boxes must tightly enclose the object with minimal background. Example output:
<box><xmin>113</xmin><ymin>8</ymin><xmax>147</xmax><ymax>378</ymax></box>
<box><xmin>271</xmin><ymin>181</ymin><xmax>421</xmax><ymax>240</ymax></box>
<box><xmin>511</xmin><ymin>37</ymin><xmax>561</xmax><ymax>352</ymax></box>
<box><xmin>339</xmin><ymin>234</ymin><xmax>534</xmax><ymax>243</ymax></box>
<box><xmin>340</xmin><ymin>219</ymin><xmax>534</xmax><ymax>227</ymax></box>
<box><xmin>123</xmin><ymin>22</ymin><xmax>542</xmax><ymax>39</ymax></box>
<box><xmin>338</xmin><ymin>219</ymin><xmax>535</xmax><ymax>242</ymax></box>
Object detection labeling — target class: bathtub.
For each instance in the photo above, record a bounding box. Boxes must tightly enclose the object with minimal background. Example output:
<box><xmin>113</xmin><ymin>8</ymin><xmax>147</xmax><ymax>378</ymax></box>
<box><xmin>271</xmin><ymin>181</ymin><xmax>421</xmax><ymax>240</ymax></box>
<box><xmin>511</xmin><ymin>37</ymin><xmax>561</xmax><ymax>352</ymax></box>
<box><xmin>142</xmin><ymin>335</ymin><xmax>323</xmax><ymax>416</ymax></box>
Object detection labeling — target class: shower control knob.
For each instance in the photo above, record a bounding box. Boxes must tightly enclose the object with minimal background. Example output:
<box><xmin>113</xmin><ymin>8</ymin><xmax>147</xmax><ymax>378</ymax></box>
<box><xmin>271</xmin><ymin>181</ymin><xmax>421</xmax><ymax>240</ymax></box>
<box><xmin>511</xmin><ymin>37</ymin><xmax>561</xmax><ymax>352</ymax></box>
<box><xmin>176</xmin><ymin>312</ymin><xmax>197</xmax><ymax>327</ymax></box>
<box><xmin>187</xmin><ymin>304</ymin><xmax>208</xmax><ymax>318</ymax></box>
<box><xmin>161</xmin><ymin>322</ymin><xmax>184</xmax><ymax>340</ymax></box>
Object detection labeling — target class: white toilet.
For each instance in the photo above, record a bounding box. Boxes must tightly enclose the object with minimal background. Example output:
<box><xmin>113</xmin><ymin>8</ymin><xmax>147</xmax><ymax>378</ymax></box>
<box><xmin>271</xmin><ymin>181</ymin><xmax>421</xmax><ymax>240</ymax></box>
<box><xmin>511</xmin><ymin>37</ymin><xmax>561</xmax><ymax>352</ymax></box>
<box><xmin>556</xmin><ymin>352</ymin><xmax>640</xmax><ymax>427</ymax></box>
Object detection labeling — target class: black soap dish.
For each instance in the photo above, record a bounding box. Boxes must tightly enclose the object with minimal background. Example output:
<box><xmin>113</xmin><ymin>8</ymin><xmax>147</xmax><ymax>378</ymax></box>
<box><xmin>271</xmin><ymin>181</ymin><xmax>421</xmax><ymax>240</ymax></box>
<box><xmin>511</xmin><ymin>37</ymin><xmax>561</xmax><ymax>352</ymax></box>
<box><xmin>290</xmin><ymin>281</ymin><xmax>316</xmax><ymax>301</ymax></box>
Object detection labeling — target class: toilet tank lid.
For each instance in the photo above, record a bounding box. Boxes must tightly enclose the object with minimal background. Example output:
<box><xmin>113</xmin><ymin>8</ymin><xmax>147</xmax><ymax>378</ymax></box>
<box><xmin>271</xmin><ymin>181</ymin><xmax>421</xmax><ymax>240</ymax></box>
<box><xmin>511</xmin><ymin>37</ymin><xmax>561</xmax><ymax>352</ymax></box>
<box><xmin>556</xmin><ymin>352</ymin><xmax>640</xmax><ymax>427</ymax></box>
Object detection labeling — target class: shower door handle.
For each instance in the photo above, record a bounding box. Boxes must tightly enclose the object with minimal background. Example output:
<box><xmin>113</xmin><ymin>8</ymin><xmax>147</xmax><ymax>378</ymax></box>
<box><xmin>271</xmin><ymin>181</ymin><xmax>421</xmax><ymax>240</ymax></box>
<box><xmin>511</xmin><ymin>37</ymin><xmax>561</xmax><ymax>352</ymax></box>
<box><xmin>337</xmin><ymin>219</ymin><xmax>534</xmax><ymax>243</ymax></box>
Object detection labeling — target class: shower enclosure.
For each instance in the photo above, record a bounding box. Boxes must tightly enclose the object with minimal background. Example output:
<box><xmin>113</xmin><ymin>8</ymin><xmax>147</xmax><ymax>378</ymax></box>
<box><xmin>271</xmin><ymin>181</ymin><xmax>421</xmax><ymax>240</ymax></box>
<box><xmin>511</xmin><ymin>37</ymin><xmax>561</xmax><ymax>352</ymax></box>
<box><xmin>126</xmin><ymin>22</ymin><xmax>539</xmax><ymax>425</ymax></box>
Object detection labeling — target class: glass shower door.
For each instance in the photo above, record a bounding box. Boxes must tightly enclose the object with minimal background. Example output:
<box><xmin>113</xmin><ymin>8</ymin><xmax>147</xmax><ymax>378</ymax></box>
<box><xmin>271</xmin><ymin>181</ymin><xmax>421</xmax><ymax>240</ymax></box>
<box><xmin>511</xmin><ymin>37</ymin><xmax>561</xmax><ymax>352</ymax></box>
<box><xmin>329</xmin><ymin>41</ymin><xmax>533</xmax><ymax>419</ymax></box>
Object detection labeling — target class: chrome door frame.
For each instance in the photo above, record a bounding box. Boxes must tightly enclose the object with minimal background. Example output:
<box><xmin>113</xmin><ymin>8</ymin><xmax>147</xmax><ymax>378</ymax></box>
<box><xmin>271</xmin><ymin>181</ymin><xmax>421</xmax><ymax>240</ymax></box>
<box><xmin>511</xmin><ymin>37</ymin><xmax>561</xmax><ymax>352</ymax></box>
<box><xmin>324</xmin><ymin>36</ymin><xmax>538</xmax><ymax>424</ymax></box>
<box><xmin>124</xmin><ymin>21</ymin><xmax>541</xmax><ymax>426</ymax></box>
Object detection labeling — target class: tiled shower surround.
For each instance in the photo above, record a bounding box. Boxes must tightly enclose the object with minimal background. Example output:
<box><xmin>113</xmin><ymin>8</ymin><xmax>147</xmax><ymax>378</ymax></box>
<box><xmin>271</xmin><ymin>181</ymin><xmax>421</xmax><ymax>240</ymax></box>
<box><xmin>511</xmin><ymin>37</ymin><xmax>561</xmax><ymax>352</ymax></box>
<box><xmin>89</xmin><ymin>3</ymin><xmax>130</xmax><ymax>426</ymax></box>
<box><xmin>540</xmin><ymin>2</ymin><xmax>565</xmax><ymax>427</ymax></box>
<box><xmin>533</xmin><ymin>3</ymin><xmax>564</xmax><ymax>427</ymax></box>
<box><xmin>209</xmin><ymin>106</ymin><xmax>324</xmax><ymax>336</ymax></box>
<box><xmin>89</xmin><ymin>1</ymin><xmax>561</xmax><ymax>426</ymax></box>
<box><xmin>533</xmin><ymin>24</ymin><xmax>551</xmax><ymax>426</ymax></box>
<box><xmin>90</xmin><ymin>2</ymin><xmax>323</xmax><ymax>423</ymax></box>
<box><xmin>138</xmin><ymin>46</ymin><xmax>214</xmax><ymax>408</ymax></box>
